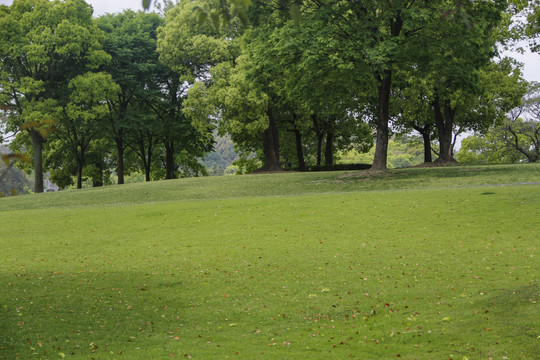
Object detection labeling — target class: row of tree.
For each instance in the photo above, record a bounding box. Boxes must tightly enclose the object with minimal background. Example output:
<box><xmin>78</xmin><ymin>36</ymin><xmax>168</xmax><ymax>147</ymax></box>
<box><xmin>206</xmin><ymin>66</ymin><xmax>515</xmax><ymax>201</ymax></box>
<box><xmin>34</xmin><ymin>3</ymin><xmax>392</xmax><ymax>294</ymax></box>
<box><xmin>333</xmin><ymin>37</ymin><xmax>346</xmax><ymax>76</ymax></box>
<box><xmin>159</xmin><ymin>0</ymin><xmax>537</xmax><ymax>172</ymax></box>
<box><xmin>1</xmin><ymin>0</ymin><xmax>539</xmax><ymax>193</ymax></box>
<box><xmin>1</xmin><ymin>0</ymin><xmax>212</xmax><ymax>193</ymax></box>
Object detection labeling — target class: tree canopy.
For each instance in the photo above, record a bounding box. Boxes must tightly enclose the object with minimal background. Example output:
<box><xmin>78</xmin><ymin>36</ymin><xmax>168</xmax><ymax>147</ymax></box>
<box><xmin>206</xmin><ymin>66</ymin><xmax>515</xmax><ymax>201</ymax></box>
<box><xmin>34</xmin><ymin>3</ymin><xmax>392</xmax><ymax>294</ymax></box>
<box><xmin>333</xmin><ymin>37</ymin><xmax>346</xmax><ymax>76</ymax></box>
<box><xmin>0</xmin><ymin>0</ymin><xmax>110</xmax><ymax>192</ymax></box>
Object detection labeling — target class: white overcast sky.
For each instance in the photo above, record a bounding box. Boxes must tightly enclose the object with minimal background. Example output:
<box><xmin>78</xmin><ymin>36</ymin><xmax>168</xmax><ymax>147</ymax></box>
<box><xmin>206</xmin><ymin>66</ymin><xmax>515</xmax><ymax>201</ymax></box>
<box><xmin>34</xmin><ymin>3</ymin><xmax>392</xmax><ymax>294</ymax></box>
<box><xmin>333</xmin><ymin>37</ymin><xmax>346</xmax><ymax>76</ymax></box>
<box><xmin>1</xmin><ymin>0</ymin><xmax>539</xmax><ymax>82</ymax></box>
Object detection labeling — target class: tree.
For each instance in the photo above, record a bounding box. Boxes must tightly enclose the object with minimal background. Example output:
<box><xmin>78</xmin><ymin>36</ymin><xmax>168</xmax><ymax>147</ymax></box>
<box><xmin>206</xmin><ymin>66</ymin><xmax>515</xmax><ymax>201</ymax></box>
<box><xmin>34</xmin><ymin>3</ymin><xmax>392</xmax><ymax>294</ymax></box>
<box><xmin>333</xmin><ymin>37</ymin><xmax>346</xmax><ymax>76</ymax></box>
<box><xmin>258</xmin><ymin>16</ymin><xmax>373</xmax><ymax>168</ymax></box>
<box><xmin>48</xmin><ymin>72</ymin><xmax>119</xmax><ymax>189</ymax></box>
<box><xmin>457</xmin><ymin>83</ymin><xmax>539</xmax><ymax>163</ymax></box>
<box><xmin>390</xmin><ymin>1</ymin><xmax>518</xmax><ymax>163</ymax></box>
<box><xmin>183</xmin><ymin>1</ymin><xmax>375</xmax><ymax>172</ymax></box>
<box><xmin>426</xmin><ymin>1</ymin><xmax>508</xmax><ymax>162</ymax></box>
<box><xmin>0</xmin><ymin>0</ymin><xmax>110</xmax><ymax>192</ymax></box>
<box><xmin>144</xmin><ymin>59</ymin><xmax>214</xmax><ymax>180</ymax></box>
<box><xmin>159</xmin><ymin>0</ymin><xmax>254</xmax><ymax>168</ymax></box>
<box><xmin>302</xmin><ymin>0</ymin><xmax>438</xmax><ymax>170</ymax></box>
<box><xmin>184</xmin><ymin>57</ymin><xmax>272</xmax><ymax>169</ymax></box>
<box><xmin>503</xmin><ymin>84</ymin><xmax>540</xmax><ymax>162</ymax></box>
<box><xmin>157</xmin><ymin>0</ymin><xmax>235</xmax><ymax>82</ymax></box>
<box><xmin>391</xmin><ymin>79</ymin><xmax>436</xmax><ymax>163</ymax></box>
<box><xmin>96</xmin><ymin>10</ymin><xmax>164</xmax><ymax>184</ymax></box>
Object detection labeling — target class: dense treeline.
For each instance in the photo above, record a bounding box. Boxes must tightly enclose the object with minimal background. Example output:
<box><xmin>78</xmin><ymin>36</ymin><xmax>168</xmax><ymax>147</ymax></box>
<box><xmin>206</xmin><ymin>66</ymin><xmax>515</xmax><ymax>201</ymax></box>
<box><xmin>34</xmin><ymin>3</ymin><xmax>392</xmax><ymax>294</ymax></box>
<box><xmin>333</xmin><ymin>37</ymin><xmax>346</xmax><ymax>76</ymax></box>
<box><xmin>1</xmin><ymin>0</ymin><xmax>539</xmax><ymax>193</ymax></box>
<box><xmin>1</xmin><ymin>0</ymin><xmax>212</xmax><ymax>192</ymax></box>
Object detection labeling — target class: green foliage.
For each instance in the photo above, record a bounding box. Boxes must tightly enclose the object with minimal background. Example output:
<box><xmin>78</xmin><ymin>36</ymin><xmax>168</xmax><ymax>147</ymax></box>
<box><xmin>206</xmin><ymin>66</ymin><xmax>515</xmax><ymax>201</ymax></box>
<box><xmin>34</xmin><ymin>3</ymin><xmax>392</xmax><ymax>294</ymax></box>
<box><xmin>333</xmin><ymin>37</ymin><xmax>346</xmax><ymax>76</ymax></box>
<box><xmin>457</xmin><ymin>133</ymin><xmax>522</xmax><ymax>164</ymax></box>
<box><xmin>44</xmin><ymin>72</ymin><xmax>120</xmax><ymax>189</ymax></box>
<box><xmin>183</xmin><ymin>58</ymin><xmax>269</xmax><ymax>155</ymax></box>
<box><xmin>340</xmin><ymin>139</ymin><xmax>426</xmax><ymax>169</ymax></box>
<box><xmin>157</xmin><ymin>0</ymin><xmax>237</xmax><ymax>82</ymax></box>
<box><xmin>526</xmin><ymin>1</ymin><xmax>540</xmax><ymax>51</ymax></box>
<box><xmin>0</xmin><ymin>0</ymin><xmax>110</xmax><ymax>191</ymax></box>
<box><xmin>232</xmin><ymin>155</ymin><xmax>261</xmax><ymax>174</ymax></box>
<box><xmin>458</xmin><ymin>83</ymin><xmax>540</xmax><ymax>164</ymax></box>
<box><xmin>3</xmin><ymin>0</ymin><xmax>530</xmax><ymax>187</ymax></box>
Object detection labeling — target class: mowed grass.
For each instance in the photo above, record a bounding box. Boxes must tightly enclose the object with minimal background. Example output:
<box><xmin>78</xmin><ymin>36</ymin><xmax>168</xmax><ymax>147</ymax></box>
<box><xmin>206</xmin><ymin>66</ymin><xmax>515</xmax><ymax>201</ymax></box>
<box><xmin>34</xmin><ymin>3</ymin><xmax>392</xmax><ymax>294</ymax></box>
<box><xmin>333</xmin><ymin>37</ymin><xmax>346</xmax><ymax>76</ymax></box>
<box><xmin>1</xmin><ymin>163</ymin><xmax>539</xmax><ymax>211</ymax></box>
<box><xmin>1</xmin><ymin>164</ymin><xmax>539</xmax><ymax>359</ymax></box>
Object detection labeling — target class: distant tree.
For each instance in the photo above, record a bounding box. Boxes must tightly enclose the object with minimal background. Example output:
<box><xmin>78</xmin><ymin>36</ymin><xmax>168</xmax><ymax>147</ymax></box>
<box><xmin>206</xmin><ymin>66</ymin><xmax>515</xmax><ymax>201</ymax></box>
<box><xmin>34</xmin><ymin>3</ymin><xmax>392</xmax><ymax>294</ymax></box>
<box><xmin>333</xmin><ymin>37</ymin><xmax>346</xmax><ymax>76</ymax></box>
<box><xmin>458</xmin><ymin>84</ymin><xmax>539</xmax><ymax>163</ymax></box>
<box><xmin>340</xmin><ymin>138</ymin><xmax>425</xmax><ymax>169</ymax></box>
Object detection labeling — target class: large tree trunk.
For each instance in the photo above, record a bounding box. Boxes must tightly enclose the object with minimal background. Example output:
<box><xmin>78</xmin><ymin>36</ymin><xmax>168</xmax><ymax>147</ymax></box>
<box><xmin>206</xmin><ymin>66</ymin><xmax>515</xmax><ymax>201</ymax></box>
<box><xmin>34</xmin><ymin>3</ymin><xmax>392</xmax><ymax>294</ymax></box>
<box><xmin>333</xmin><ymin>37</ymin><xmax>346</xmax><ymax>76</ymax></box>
<box><xmin>433</xmin><ymin>91</ymin><xmax>456</xmax><ymax>163</ymax></box>
<box><xmin>324</xmin><ymin>128</ymin><xmax>334</xmax><ymax>166</ymax></box>
<box><xmin>143</xmin><ymin>137</ymin><xmax>152</xmax><ymax>182</ymax></box>
<box><xmin>144</xmin><ymin>164</ymin><xmax>151</xmax><ymax>182</ymax></box>
<box><xmin>76</xmin><ymin>144</ymin><xmax>85</xmax><ymax>189</ymax></box>
<box><xmin>30</xmin><ymin>130</ymin><xmax>44</xmax><ymax>193</ymax></box>
<box><xmin>164</xmin><ymin>139</ymin><xmax>176</xmax><ymax>179</ymax></box>
<box><xmin>422</xmin><ymin>131</ymin><xmax>433</xmax><ymax>163</ymax></box>
<box><xmin>293</xmin><ymin>129</ymin><xmax>306</xmax><ymax>171</ymax></box>
<box><xmin>259</xmin><ymin>108</ymin><xmax>281</xmax><ymax>171</ymax></box>
<box><xmin>372</xmin><ymin>70</ymin><xmax>392</xmax><ymax>170</ymax></box>
<box><xmin>316</xmin><ymin>133</ymin><xmax>324</xmax><ymax>167</ymax></box>
<box><xmin>76</xmin><ymin>159</ymin><xmax>83</xmax><ymax>189</ymax></box>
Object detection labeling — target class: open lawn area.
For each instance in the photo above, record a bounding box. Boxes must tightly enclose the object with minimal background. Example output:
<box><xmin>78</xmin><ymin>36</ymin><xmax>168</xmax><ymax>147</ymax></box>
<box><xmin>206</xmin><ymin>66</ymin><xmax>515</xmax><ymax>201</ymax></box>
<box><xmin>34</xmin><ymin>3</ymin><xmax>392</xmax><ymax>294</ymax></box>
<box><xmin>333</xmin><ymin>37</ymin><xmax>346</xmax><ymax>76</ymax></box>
<box><xmin>1</xmin><ymin>164</ymin><xmax>539</xmax><ymax>359</ymax></box>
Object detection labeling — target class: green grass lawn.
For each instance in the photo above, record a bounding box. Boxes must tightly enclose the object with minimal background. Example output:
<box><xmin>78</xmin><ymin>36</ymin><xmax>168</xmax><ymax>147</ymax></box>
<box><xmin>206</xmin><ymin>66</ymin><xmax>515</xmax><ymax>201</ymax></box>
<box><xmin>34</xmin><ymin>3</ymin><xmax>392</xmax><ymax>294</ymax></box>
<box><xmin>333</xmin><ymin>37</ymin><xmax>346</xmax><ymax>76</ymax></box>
<box><xmin>1</xmin><ymin>164</ymin><xmax>539</xmax><ymax>359</ymax></box>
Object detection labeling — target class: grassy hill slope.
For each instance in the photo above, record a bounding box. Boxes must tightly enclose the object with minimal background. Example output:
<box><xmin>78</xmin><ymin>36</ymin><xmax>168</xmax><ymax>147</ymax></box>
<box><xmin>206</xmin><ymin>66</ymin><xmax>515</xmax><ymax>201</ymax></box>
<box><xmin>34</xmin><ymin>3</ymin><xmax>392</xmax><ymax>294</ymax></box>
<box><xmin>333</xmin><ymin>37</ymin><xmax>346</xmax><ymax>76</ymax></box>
<box><xmin>1</xmin><ymin>164</ymin><xmax>539</xmax><ymax>359</ymax></box>
<box><xmin>1</xmin><ymin>163</ymin><xmax>539</xmax><ymax>211</ymax></box>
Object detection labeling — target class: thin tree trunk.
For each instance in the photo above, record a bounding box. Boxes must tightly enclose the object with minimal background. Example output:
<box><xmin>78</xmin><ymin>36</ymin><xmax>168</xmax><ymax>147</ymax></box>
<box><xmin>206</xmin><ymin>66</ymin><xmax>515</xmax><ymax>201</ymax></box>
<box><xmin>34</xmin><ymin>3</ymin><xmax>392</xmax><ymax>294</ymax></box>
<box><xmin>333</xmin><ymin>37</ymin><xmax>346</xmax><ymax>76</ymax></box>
<box><xmin>422</xmin><ymin>131</ymin><xmax>433</xmax><ymax>163</ymax></box>
<box><xmin>324</xmin><ymin>129</ymin><xmax>334</xmax><ymax>166</ymax></box>
<box><xmin>75</xmin><ymin>143</ymin><xmax>86</xmax><ymax>189</ymax></box>
<box><xmin>31</xmin><ymin>130</ymin><xmax>44</xmax><ymax>193</ymax></box>
<box><xmin>293</xmin><ymin>129</ymin><xmax>305</xmax><ymax>171</ymax></box>
<box><xmin>316</xmin><ymin>133</ymin><xmax>323</xmax><ymax>167</ymax></box>
<box><xmin>144</xmin><ymin>135</ymin><xmax>153</xmax><ymax>182</ymax></box>
<box><xmin>76</xmin><ymin>160</ymin><xmax>83</xmax><ymax>189</ymax></box>
<box><xmin>116</xmin><ymin>134</ymin><xmax>125</xmax><ymax>185</ymax></box>
<box><xmin>311</xmin><ymin>114</ymin><xmax>324</xmax><ymax>167</ymax></box>
<box><xmin>145</xmin><ymin>165</ymin><xmax>151</xmax><ymax>182</ymax></box>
